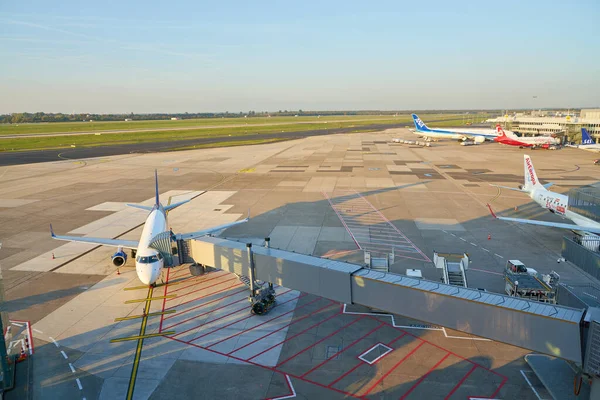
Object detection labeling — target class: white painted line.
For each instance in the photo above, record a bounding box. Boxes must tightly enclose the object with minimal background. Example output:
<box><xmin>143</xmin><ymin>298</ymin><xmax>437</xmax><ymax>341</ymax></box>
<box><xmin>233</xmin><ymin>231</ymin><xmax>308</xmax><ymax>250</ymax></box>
<box><xmin>69</xmin><ymin>363</ymin><xmax>76</xmax><ymax>373</ymax></box>
<box><xmin>584</xmin><ymin>292</ymin><xmax>599</xmax><ymax>300</ymax></box>
<box><xmin>469</xmin><ymin>242</ymin><xmax>478</xmax><ymax>246</ymax></box>
<box><xmin>11</xmin><ymin>322</ymin><xmax>23</xmax><ymax>327</ymax></box>
<box><xmin>76</xmin><ymin>378</ymin><xmax>83</xmax><ymax>390</ymax></box>
<box><xmin>459</xmin><ymin>237</ymin><xmax>467</xmax><ymax>242</ymax></box>
<box><xmin>342</xmin><ymin>305</ymin><xmax>444</xmax><ymax>331</ymax></box>
<box><xmin>520</xmin><ymin>370</ymin><xmax>543</xmax><ymax>400</ymax></box>
<box><xmin>450</xmin><ymin>233</ymin><xmax>456</xmax><ymax>236</ymax></box>
<box><xmin>4</xmin><ymin>326</ymin><xmax>10</xmax><ymax>340</ymax></box>
<box><xmin>442</xmin><ymin>230</ymin><xmax>447</xmax><ymax>233</ymax></box>
<box><xmin>481</xmin><ymin>248</ymin><xmax>490</xmax><ymax>252</ymax></box>
<box><xmin>32</xmin><ymin>328</ymin><xmax>43</xmax><ymax>334</ymax></box>
<box><xmin>494</xmin><ymin>254</ymin><xmax>504</xmax><ymax>259</ymax></box>
<box><xmin>270</xmin><ymin>375</ymin><xmax>296</xmax><ymax>400</ymax></box>
<box><xmin>442</xmin><ymin>327</ymin><xmax>490</xmax><ymax>341</ymax></box>
<box><xmin>358</xmin><ymin>343</ymin><xmax>393</xmax><ymax>365</ymax></box>
<box><xmin>50</xmin><ymin>337</ymin><xmax>60</xmax><ymax>347</ymax></box>
<box><xmin>61</xmin><ymin>350</ymin><xmax>68</xmax><ymax>359</ymax></box>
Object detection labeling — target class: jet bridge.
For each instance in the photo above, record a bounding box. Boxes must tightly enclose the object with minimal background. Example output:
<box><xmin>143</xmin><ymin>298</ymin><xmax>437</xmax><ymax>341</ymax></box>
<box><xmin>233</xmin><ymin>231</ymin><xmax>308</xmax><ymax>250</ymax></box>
<box><xmin>187</xmin><ymin>235</ymin><xmax>586</xmax><ymax>365</ymax></box>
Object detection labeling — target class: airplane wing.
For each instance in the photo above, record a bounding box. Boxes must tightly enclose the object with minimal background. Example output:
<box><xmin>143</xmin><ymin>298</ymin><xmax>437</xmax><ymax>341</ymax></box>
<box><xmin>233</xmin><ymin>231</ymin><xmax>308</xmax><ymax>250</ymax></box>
<box><xmin>50</xmin><ymin>225</ymin><xmax>139</xmax><ymax>249</ymax></box>
<box><xmin>489</xmin><ymin>184</ymin><xmax>526</xmax><ymax>193</ymax></box>
<box><xmin>486</xmin><ymin>205</ymin><xmax>600</xmax><ymax>234</ymax></box>
<box><xmin>178</xmin><ymin>215</ymin><xmax>250</xmax><ymax>241</ymax></box>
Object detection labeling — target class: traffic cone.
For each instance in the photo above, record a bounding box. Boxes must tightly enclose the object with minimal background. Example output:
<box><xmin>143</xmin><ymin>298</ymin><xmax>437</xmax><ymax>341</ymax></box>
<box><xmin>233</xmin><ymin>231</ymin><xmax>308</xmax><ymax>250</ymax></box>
<box><xmin>488</xmin><ymin>234</ymin><xmax>491</xmax><ymax>240</ymax></box>
<box><xmin>514</xmin><ymin>206</ymin><xmax>518</xmax><ymax>211</ymax></box>
<box><xmin>51</xmin><ymin>252</ymin><xmax>55</xmax><ymax>260</ymax></box>
<box><xmin>17</xmin><ymin>346</ymin><xmax>26</xmax><ymax>362</ymax></box>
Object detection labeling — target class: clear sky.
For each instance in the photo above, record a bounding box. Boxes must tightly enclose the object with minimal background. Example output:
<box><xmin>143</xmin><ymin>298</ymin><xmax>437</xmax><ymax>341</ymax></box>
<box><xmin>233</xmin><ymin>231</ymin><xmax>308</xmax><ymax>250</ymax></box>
<box><xmin>1</xmin><ymin>0</ymin><xmax>599</xmax><ymax>113</ymax></box>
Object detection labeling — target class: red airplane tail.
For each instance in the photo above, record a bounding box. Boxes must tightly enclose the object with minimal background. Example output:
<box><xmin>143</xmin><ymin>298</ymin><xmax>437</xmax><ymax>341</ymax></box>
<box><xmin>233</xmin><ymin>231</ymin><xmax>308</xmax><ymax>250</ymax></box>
<box><xmin>495</xmin><ymin>124</ymin><xmax>507</xmax><ymax>138</ymax></box>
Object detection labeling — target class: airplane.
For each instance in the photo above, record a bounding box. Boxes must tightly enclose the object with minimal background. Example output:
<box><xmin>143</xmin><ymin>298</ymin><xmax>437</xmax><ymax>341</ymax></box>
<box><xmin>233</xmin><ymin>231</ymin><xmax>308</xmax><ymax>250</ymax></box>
<box><xmin>411</xmin><ymin>114</ymin><xmax>499</xmax><ymax>143</ymax></box>
<box><xmin>493</xmin><ymin>125</ymin><xmax>559</xmax><ymax>149</ymax></box>
<box><xmin>50</xmin><ymin>171</ymin><xmax>249</xmax><ymax>286</ymax></box>
<box><xmin>570</xmin><ymin>128</ymin><xmax>600</xmax><ymax>152</ymax></box>
<box><xmin>487</xmin><ymin>154</ymin><xmax>600</xmax><ymax>234</ymax></box>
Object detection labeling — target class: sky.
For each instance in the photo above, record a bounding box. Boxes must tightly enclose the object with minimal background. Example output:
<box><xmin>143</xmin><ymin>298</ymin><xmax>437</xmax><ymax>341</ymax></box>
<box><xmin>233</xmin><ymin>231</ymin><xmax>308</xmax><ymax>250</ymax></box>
<box><xmin>1</xmin><ymin>0</ymin><xmax>599</xmax><ymax>113</ymax></box>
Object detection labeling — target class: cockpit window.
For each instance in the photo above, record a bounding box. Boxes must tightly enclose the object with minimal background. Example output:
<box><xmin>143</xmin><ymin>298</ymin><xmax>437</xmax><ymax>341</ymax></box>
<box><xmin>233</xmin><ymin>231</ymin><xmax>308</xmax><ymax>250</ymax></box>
<box><xmin>136</xmin><ymin>254</ymin><xmax>161</xmax><ymax>264</ymax></box>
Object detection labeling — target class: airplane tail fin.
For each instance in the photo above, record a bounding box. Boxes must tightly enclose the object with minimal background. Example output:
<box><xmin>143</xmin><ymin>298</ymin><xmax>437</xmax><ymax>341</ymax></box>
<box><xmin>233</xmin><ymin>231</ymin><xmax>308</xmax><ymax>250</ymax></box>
<box><xmin>411</xmin><ymin>114</ymin><xmax>430</xmax><ymax>132</ymax></box>
<box><xmin>582</xmin><ymin>128</ymin><xmax>594</xmax><ymax>145</ymax></box>
<box><xmin>523</xmin><ymin>154</ymin><xmax>544</xmax><ymax>192</ymax></box>
<box><xmin>495</xmin><ymin>124</ymin><xmax>507</xmax><ymax>138</ymax></box>
<box><xmin>154</xmin><ymin>169</ymin><xmax>160</xmax><ymax>207</ymax></box>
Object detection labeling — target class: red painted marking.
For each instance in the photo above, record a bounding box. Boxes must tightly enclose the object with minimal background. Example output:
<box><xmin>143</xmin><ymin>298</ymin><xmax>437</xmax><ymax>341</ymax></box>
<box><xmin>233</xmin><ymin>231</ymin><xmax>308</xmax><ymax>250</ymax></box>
<box><xmin>362</xmin><ymin>341</ymin><xmax>426</xmax><ymax>396</ymax></box>
<box><xmin>246</xmin><ymin>310</ymin><xmax>342</xmax><ymax>362</ymax></box>
<box><xmin>163</xmin><ymin>287</ymin><xmax>248</xmax><ymax>321</ymax></box>
<box><xmin>228</xmin><ymin>299</ymin><xmax>335</xmax><ymax>355</ymax></box>
<box><xmin>399</xmin><ymin>352</ymin><xmax>451</xmax><ymax>399</ymax></box>
<box><xmin>188</xmin><ymin>290</ymin><xmax>297</xmax><ymax>343</ymax></box>
<box><xmin>327</xmin><ymin>332</ymin><xmax>407</xmax><ymax>388</ymax></box>
<box><xmin>208</xmin><ymin>296</ymin><xmax>325</xmax><ymax>349</ymax></box>
<box><xmin>489</xmin><ymin>376</ymin><xmax>508</xmax><ymax>399</ymax></box>
<box><xmin>166</xmin><ymin>276</ymin><xmax>240</xmax><ymax>301</ymax></box>
<box><xmin>159</xmin><ymin>267</ymin><xmax>171</xmax><ymax>333</ymax></box>
<box><xmin>163</xmin><ymin>295</ymin><xmax>248</xmax><ymax>331</ymax></box>
<box><xmin>277</xmin><ymin>316</ymin><xmax>365</xmax><ymax>368</ymax></box>
<box><xmin>301</xmin><ymin>322</ymin><xmax>385</xmax><ymax>378</ymax></box>
<box><xmin>168</xmin><ymin>336</ymin><xmax>360</xmax><ymax>398</ymax></box>
<box><xmin>171</xmin><ymin>302</ymin><xmax>251</xmax><ymax>338</ymax></box>
<box><xmin>168</xmin><ymin>270</ymin><xmax>228</xmax><ymax>294</ymax></box>
<box><xmin>366</xmin><ymin>315</ymin><xmax>506</xmax><ymax>379</ymax></box>
<box><xmin>444</xmin><ymin>364</ymin><xmax>477</xmax><ymax>400</ymax></box>
<box><xmin>165</xmin><ymin>281</ymin><xmax>244</xmax><ymax>310</ymax></box>
<box><xmin>266</xmin><ymin>372</ymin><xmax>296</xmax><ymax>400</ymax></box>
<box><xmin>169</xmin><ymin>266</ymin><xmax>191</xmax><ymax>279</ymax></box>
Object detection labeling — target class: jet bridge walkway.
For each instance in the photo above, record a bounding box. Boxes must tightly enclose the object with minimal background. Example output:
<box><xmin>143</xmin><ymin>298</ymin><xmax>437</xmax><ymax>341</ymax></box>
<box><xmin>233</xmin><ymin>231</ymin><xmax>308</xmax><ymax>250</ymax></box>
<box><xmin>185</xmin><ymin>235</ymin><xmax>586</xmax><ymax>365</ymax></box>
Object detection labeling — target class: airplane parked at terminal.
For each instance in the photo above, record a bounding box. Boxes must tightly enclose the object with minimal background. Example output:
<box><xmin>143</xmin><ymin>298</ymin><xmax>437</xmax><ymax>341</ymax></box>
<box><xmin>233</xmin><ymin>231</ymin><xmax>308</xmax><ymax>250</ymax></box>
<box><xmin>487</xmin><ymin>155</ymin><xmax>600</xmax><ymax>234</ymax></box>
<box><xmin>50</xmin><ymin>171</ymin><xmax>249</xmax><ymax>286</ymax></box>
<box><xmin>569</xmin><ymin>128</ymin><xmax>600</xmax><ymax>152</ymax></box>
<box><xmin>411</xmin><ymin>114</ymin><xmax>499</xmax><ymax>143</ymax></box>
<box><xmin>493</xmin><ymin>125</ymin><xmax>559</xmax><ymax>149</ymax></box>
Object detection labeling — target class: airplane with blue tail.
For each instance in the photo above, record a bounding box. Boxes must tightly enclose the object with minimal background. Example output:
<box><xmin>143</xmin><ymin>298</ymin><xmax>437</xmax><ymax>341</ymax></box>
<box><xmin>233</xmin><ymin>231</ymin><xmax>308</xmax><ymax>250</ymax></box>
<box><xmin>577</xmin><ymin>128</ymin><xmax>600</xmax><ymax>152</ymax></box>
<box><xmin>411</xmin><ymin>114</ymin><xmax>499</xmax><ymax>143</ymax></box>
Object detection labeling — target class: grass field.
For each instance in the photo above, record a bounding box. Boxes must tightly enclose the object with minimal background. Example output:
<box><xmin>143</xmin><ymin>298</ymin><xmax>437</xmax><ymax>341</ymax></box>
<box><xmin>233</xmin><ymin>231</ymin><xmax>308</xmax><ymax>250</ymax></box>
<box><xmin>0</xmin><ymin>113</ymin><xmax>490</xmax><ymax>152</ymax></box>
<box><xmin>0</xmin><ymin>115</ymin><xmax>411</xmax><ymax>135</ymax></box>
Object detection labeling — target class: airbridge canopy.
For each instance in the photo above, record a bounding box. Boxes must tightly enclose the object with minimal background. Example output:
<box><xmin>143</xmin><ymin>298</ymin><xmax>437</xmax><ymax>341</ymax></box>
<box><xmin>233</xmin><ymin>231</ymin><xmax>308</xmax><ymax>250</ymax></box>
<box><xmin>189</xmin><ymin>236</ymin><xmax>585</xmax><ymax>364</ymax></box>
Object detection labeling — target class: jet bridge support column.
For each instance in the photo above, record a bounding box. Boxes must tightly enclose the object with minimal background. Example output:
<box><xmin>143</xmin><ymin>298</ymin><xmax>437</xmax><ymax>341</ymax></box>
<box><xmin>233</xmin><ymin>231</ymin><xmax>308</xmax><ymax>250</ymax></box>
<box><xmin>264</xmin><ymin>238</ymin><xmax>274</xmax><ymax>293</ymax></box>
<box><xmin>247</xmin><ymin>242</ymin><xmax>276</xmax><ymax>316</ymax></box>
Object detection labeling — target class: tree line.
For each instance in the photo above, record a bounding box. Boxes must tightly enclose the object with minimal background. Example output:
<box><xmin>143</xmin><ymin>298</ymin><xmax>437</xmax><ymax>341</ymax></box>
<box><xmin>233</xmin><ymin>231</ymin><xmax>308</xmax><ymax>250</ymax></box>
<box><xmin>0</xmin><ymin>110</ymin><xmax>496</xmax><ymax>124</ymax></box>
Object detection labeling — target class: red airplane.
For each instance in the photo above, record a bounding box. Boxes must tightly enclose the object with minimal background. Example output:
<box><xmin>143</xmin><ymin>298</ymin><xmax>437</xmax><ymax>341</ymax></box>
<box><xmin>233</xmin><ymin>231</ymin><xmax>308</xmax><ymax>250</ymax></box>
<box><xmin>493</xmin><ymin>125</ymin><xmax>558</xmax><ymax>149</ymax></box>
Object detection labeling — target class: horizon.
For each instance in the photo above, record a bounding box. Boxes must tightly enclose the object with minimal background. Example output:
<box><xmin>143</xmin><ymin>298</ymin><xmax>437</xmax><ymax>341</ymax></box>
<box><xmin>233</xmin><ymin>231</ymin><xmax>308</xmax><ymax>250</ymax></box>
<box><xmin>1</xmin><ymin>0</ymin><xmax>599</xmax><ymax>114</ymax></box>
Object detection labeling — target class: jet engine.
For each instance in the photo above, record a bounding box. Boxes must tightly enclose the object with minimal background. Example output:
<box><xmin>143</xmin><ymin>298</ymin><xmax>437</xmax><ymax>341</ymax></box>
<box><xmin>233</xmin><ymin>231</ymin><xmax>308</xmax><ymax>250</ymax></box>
<box><xmin>474</xmin><ymin>136</ymin><xmax>485</xmax><ymax>144</ymax></box>
<box><xmin>112</xmin><ymin>249</ymin><xmax>127</xmax><ymax>267</ymax></box>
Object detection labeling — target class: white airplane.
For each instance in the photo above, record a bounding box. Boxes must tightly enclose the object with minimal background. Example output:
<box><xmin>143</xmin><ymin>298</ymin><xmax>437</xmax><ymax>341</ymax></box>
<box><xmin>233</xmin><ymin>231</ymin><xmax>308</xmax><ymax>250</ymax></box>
<box><xmin>411</xmin><ymin>114</ymin><xmax>499</xmax><ymax>143</ymax></box>
<box><xmin>493</xmin><ymin>125</ymin><xmax>559</xmax><ymax>149</ymax></box>
<box><xmin>569</xmin><ymin>128</ymin><xmax>600</xmax><ymax>152</ymax></box>
<box><xmin>487</xmin><ymin>155</ymin><xmax>600</xmax><ymax>234</ymax></box>
<box><xmin>50</xmin><ymin>171</ymin><xmax>249</xmax><ymax>286</ymax></box>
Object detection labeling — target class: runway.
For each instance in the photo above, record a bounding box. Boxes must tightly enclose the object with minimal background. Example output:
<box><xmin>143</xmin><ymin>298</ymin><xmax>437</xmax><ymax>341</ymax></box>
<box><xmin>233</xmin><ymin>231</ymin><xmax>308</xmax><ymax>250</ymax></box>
<box><xmin>0</xmin><ymin>123</ymin><xmax>404</xmax><ymax>167</ymax></box>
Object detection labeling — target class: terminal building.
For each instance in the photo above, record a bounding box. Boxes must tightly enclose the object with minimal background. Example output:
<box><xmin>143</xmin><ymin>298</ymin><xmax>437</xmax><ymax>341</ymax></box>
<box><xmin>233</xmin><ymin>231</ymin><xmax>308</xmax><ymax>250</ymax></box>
<box><xmin>487</xmin><ymin>109</ymin><xmax>600</xmax><ymax>142</ymax></box>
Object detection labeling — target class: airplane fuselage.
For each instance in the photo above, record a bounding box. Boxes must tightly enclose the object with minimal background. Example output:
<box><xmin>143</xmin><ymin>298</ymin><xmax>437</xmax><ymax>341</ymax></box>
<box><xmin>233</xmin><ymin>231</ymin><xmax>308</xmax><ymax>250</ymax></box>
<box><xmin>529</xmin><ymin>187</ymin><xmax>600</xmax><ymax>232</ymax></box>
<box><xmin>135</xmin><ymin>206</ymin><xmax>168</xmax><ymax>285</ymax></box>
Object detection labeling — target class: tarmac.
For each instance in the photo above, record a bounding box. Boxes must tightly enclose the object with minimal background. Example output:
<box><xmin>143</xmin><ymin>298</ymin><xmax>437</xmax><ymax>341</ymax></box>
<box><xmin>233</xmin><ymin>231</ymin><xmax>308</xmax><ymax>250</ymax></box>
<box><xmin>1</xmin><ymin>127</ymin><xmax>600</xmax><ymax>399</ymax></box>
